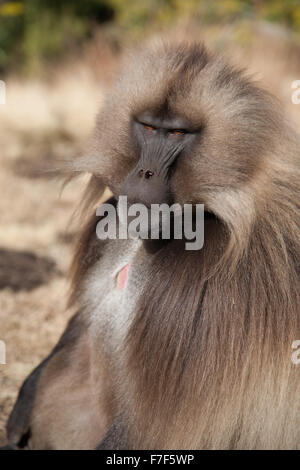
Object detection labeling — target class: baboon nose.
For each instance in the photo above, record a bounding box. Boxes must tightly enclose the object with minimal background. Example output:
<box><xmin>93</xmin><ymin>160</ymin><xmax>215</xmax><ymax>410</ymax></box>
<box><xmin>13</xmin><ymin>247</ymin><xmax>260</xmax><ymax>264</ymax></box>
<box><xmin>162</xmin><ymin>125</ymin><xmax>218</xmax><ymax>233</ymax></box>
<box><xmin>139</xmin><ymin>169</ymin><xmax>154</xmax><ymax>179</ymax></box>
<box><xmin>121</xmin><ymin>163</ymin><xmax>171</xmax><ymax>206</ymax></box>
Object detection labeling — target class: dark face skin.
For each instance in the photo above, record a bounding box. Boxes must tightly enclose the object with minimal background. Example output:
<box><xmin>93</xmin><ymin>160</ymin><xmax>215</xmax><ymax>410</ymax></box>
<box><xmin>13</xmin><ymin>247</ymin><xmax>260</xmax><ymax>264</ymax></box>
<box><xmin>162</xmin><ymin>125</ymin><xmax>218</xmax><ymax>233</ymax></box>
<box><xmin>121</xmin><ymin>110</ymin><xmax>198</xmax><ymax>206</ymax></box>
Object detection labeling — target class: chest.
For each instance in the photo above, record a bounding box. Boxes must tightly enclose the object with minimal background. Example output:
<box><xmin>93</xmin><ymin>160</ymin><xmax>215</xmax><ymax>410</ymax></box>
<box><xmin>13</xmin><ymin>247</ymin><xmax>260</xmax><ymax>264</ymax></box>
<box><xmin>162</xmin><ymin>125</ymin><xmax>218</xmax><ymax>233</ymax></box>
<box><xmin>82</xmin><ymin>238</ymin><xmax>148</xmax><ymax>350</ymax></box>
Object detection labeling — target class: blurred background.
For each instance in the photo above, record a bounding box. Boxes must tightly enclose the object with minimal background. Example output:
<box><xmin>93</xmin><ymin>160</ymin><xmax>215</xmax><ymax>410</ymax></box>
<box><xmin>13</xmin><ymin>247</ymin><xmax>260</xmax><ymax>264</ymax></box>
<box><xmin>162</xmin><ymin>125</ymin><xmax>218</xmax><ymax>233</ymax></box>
<box><xmin>0</xmin><ymin>0</ymin><xmax>300</xmax><ymax>445</ymax></box>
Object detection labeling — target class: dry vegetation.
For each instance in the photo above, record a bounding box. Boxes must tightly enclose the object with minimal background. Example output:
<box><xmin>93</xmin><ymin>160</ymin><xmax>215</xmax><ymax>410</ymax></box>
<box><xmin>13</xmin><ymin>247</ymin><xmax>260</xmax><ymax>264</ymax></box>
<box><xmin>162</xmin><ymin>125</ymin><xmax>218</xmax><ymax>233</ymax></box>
<box><xmin>0</xmin><ymin>25</ymin><xmax>299</xmax><ymax>446</ymax></box>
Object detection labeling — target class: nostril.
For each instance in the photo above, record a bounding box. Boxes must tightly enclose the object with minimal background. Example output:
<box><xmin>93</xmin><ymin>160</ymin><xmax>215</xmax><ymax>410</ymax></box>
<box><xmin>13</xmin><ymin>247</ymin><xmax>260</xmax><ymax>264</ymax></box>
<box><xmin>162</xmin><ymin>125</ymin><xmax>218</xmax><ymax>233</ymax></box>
<box><xmin>138</xmin><ymin>169</ymin><xmax>154</xmax><ymax>179</ymax></box>
<box><xmin>144</xmin><ymin>170</ymin><xmax>154</xmax><ymax>179</ymax></box>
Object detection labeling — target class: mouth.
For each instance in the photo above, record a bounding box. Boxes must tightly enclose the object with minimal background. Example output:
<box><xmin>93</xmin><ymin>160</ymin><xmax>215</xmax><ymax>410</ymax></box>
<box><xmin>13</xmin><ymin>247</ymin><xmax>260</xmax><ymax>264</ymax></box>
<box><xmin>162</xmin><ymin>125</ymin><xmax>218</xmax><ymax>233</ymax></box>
<box><xmin>117</xmin><ymin>196</ymin><xmax>184</xmax><ymax>238</ymax></box>
<box><xmin>114</xmin><ymin>195</ymin><xmax>211</xmax><ymax>251</ymax></box>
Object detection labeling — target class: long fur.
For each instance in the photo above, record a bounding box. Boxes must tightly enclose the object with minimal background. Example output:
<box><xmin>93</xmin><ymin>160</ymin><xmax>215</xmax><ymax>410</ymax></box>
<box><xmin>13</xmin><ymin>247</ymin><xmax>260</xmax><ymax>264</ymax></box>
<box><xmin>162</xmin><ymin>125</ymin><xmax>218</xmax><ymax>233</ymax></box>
<box><xmin>67</xmin><ymin>40</ymin><xmax>300</xmax><ymax>449</ymax></box>
<box><xmin>14</xmin><ymin>40</ymin><xmax>299</xmax><ymax>450</ymax></box>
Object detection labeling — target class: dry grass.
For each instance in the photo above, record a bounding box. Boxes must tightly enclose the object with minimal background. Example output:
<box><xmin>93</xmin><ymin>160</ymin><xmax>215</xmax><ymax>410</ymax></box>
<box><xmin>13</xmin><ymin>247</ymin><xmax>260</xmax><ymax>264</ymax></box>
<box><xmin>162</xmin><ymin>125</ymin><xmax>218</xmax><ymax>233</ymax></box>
<box><xmin>0</xmin><ymin>44</ymin><xmax>116</xmax><ymax>445</ymax></box>
<box><xmin>0</xmin><ymin>24</ymin><xmax>299</xmax><ymax>446</ymax></box>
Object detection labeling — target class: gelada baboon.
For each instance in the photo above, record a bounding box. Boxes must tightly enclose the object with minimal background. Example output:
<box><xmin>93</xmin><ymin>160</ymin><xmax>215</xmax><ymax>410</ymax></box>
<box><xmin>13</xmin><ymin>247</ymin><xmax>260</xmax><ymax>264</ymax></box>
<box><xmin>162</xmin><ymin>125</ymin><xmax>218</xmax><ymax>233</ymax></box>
<box><xmin>5</xmin><ymin>40</ymin><xmax>300</xmax><ymax>450</ymax></box>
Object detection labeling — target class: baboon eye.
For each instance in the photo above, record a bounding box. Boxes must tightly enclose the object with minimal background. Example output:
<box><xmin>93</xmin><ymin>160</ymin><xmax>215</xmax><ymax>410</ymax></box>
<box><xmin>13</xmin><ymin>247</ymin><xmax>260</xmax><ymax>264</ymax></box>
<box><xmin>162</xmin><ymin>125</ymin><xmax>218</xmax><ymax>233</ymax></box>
<box><xmin>168</xmin><ymin>129</ymin><xmax>186</xmax><ymax>137</ymax></box>
<box><xmin>142</xmin><ymin>123</ymin><xmax>156</xmax><ymax>133</ymax></box>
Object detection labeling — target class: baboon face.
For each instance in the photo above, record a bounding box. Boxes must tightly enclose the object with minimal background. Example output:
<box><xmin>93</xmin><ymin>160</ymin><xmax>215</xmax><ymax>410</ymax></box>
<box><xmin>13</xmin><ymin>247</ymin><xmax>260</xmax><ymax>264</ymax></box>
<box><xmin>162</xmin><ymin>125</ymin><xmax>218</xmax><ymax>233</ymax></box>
<box><xmin>92</xmin><ymin>42</ymin><xmax>280</xmax><ymax>213</ymax></box>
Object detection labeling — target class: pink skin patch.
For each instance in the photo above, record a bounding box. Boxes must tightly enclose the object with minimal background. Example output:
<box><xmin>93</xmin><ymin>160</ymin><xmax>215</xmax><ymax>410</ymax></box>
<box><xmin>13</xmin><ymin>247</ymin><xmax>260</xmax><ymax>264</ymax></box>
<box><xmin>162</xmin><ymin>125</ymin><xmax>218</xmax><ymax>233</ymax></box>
<box><xmin>116</xmin><ymin>264</ymin><xmax>130</xmax><ymax>290</ymax></box>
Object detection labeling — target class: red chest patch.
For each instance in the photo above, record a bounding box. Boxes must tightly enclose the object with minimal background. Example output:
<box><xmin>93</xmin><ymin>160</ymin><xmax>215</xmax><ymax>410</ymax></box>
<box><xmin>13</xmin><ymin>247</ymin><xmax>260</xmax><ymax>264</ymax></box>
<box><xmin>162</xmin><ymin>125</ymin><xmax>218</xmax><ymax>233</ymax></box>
<box><xmin>116</xmin><ymin>263</ymin><xmax>130</xmax><ymax>290</ymax></box>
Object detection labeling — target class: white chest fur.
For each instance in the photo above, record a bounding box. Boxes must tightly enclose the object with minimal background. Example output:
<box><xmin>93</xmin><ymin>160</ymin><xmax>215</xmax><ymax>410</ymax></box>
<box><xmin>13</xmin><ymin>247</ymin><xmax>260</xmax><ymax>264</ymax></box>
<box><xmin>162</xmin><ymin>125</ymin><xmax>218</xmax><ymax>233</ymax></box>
<box><xmin>82</xmin><ymin>238</ymin><xmax>144</xmax><ymax>351</ymax></box>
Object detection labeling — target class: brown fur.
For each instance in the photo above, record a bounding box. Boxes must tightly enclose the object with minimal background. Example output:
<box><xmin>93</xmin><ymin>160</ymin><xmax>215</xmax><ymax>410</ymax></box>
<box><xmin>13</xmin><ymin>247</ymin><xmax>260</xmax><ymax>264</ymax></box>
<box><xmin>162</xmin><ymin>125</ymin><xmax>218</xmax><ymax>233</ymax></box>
<box><xmin>6</xmin><ymin>39</ymin><xmax>300</xmax><ymax>449</ymax></box>
<box><xmin>29</xmin><ymin>332</ymin><xmax>109</xmax><ymax>450</ymax></box>
<box><xmin>125</xmin><ymin>217</ymin><xmax>300</xmax><ymax>448</ymax></box>
<box><xmin>72</xmin><ymin>40</ymin><xmax>300</xmax><ymax>449</ymax></box>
